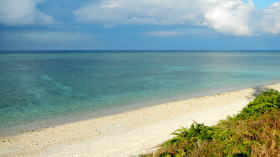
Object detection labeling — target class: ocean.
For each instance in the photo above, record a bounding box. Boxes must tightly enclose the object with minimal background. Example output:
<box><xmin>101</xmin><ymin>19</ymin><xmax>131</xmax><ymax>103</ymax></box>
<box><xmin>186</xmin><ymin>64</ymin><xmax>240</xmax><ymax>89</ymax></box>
<box><xmin>0</xmin><ymin>50</ymin><xmax>280</xmax><ymax>135</ymax></box>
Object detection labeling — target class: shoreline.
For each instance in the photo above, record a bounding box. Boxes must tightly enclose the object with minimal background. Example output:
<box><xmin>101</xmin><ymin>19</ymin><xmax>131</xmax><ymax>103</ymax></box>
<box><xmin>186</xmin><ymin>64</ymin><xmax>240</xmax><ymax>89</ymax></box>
<box><xmin>1</xmin><ymin>80</ymin><xmax>279</xmax><ymax>137</ymax></box>
<box><xmin>1</xmin><ymin>83</ymin><xmax>280</xmax><ymax>157</ymax></box>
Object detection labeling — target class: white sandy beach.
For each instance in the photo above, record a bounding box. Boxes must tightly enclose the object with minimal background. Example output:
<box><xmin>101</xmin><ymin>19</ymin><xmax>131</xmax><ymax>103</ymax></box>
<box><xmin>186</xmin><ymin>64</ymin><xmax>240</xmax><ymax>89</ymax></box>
<box><xmin>1</xmin><ymin>83</ymin><xmax>280</xmax><ymax>157</ymax></box>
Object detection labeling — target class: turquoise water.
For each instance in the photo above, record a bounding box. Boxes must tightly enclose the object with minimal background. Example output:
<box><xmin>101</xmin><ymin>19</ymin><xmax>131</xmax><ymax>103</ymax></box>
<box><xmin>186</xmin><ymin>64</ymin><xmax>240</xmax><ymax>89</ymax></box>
<box><xmin>0</xmin><ymin>51</ymin><xmax>280</xmax><ymax>134</ymax></box>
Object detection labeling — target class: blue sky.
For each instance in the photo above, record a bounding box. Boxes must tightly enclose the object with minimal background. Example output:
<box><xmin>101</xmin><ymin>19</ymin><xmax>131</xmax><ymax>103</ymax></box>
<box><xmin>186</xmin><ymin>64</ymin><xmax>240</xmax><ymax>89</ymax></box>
<box><xmin>0</xmin><ymin>0</ymin><xmax>280</xmax><ymax>50</ymax></box>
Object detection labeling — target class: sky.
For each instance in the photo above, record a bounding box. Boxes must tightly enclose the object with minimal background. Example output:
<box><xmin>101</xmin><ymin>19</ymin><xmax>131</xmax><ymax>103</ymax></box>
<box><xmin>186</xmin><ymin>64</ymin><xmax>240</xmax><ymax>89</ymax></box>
<box><xmin>0</xmin><ymin>0</ymin><xmax>280</xmax><ymax>50</ymax></box>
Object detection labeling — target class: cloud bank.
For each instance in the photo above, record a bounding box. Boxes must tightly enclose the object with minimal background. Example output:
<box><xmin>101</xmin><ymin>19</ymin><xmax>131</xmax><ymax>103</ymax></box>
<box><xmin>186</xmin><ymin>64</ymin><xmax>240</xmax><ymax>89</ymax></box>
<box><xmin>144</xmin><ymin>28</ymin><xmax>213</xmax><ymax>37</ymax></box>
<box><xmin>1</xmin><ymin>31</ymin><xmax>93</xmax><ymax>43</ymax></box>
<box><xmin>0</xmin><ymin>0</ymin><xmax>55</xmax><ymax>25</ymax></box>
<box><xmin>0</xmin><ymin>31</ymin><xmax>95</xmax><ymax>50</ymax></box>
<box><xmin>74</xmin><ymin>0</ymin><xmax>280</xmax><ymax>36</ymax></box>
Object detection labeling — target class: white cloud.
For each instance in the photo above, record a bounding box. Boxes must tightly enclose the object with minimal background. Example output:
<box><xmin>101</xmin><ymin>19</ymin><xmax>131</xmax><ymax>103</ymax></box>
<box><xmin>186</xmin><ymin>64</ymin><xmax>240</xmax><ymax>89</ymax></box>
<box><xmin>74</xmin><ymin>0</ymin><xmax>205</xmax><ymax>25</ymax></box>
<box><xmin>0</xmin><ymin>0</ymin><xmax>55</xmax><ymax>25</ymax></box>
<box><xmin>204</xmin><ymin>0</ymin><xmax>255</xmax><ymax>36</ymax></box>
<box><xmin>74</xmin><ymin>0</ymin><xmax>280</xmax><ymax>36</ymax></box>
<box><xmin>258</xmin><ymin>2</ymin><xmax>280</xmax><ymax>35</ymax></box>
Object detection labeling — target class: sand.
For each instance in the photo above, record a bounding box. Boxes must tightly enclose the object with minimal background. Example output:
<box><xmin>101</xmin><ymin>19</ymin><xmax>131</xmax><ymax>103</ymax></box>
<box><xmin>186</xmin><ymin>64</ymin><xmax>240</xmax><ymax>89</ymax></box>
<box><xmin>1</xmin><ymin>83</ymin><xmax>280</xmax><ymax>157</ymax></box>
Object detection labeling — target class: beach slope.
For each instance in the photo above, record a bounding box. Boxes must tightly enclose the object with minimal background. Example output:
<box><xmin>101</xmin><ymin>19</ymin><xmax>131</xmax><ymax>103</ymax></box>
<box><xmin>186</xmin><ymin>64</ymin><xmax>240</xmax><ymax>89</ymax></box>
<box><xmin>1</xmin><ymin>83</ymin><xmax>280</xmax><ymax>157</ymax></box>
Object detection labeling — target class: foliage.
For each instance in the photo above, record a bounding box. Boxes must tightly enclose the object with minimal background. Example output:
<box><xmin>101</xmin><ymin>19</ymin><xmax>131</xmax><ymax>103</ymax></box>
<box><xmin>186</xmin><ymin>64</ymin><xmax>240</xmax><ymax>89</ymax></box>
<box><xmin>236</xmin><ymin>89</ymin><xmax>280</xmax><ymax>120</ymax></box>
<box><xmin>142</xmin><ymin>89</ymin><xmax>280</xmax><ymax>157</ymax></box>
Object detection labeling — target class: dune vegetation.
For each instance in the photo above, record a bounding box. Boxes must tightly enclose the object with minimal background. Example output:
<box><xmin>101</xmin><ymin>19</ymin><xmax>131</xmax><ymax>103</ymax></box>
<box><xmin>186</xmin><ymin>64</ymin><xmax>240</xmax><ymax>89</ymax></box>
<box><xmin>142</xmin><ymin>89</ymin><xmax>280</xmax><ymax>157</ymax></box>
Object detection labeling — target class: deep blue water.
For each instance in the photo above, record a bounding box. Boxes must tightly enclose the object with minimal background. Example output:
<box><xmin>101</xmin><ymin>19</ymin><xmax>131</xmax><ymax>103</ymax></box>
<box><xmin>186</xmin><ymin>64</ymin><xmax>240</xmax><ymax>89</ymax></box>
<box><xmin>0</xmin><ymin>51</ymin><xmax>280</xmax><ymax>134</ymax></box>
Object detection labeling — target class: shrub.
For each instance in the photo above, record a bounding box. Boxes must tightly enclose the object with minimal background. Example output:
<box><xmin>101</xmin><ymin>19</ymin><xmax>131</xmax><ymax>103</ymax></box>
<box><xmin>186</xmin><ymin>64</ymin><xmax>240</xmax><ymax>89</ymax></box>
<box><xmin>142</xmin><ymin>89</ymin><xmax>280</xmax><ymax>157</ymax></box>
<box><xmin>236</xmin><ymin>89</ymin><xmax>280</xmax><ymax>120</ymax></box>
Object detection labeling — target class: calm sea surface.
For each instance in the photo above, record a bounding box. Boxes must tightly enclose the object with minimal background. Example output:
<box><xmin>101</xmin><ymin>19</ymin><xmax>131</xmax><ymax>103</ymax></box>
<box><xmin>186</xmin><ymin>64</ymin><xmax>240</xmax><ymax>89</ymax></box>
<box><xmin>0</xmin><ymin>51</ymin><xmax>280</xmax><ymax>134</ymax></box>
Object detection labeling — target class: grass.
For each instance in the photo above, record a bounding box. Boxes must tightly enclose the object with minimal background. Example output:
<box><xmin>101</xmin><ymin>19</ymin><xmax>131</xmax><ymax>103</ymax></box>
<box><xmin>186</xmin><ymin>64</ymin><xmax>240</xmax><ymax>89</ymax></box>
<box><xmin>141</xmin><ymin>89</ymin><xmax>280</xmax><ymax>157</ymax></box>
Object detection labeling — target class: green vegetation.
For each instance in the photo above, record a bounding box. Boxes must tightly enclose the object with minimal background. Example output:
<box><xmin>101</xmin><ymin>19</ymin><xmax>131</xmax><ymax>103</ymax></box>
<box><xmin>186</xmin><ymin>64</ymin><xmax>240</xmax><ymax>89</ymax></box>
<box><xmin>142</xmin><ymin>89</ymin><xmax>280</xmax><ymax>157</ymax></box>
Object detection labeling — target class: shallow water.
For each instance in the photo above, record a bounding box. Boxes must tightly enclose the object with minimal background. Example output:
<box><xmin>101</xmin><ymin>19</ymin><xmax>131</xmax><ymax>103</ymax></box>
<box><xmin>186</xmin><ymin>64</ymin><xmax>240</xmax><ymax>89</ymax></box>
<box><xmin>0</xmin><ymin>51</ymin><xmax>280</xmax><ymax>133</ymax></box>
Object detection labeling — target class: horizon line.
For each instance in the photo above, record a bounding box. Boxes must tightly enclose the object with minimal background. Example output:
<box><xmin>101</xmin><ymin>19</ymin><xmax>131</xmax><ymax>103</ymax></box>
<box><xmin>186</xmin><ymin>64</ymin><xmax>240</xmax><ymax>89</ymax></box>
<box><xmin>1</xmin><ymin>49</ymin><xmax>280</xmax><ymax>52</ymax></box>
